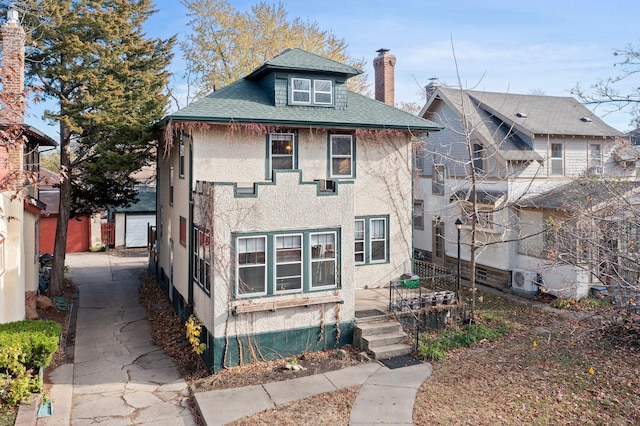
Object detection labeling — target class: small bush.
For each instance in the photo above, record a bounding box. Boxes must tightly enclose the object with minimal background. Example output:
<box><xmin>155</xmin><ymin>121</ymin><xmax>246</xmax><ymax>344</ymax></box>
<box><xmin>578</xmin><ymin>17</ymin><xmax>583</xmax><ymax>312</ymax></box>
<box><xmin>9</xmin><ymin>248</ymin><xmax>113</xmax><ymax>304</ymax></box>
<box><xmin>0</xmin><ymin>321</ymin><xmax>60</xmax><ymax>407</ymax></box>
<box><xmin>0</xmin><ymin>320</ymin><xmax>61</xmax><ymax>368</ymax></box>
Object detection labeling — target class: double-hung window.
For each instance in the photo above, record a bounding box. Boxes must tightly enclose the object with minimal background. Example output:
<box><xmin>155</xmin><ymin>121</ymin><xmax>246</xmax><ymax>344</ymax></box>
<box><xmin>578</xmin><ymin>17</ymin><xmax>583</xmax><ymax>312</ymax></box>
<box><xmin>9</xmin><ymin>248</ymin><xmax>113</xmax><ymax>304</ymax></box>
<box><xmin>292</xmin><ymin>78</ymin><xmax>311</xmax><ymax>104</ymax></box>
<box><xmin>235</xmin><ymin>230</ymin><xmax>338</xmax><ymax>297</ymax></box>
<box><xmin>433</xmin><ymin>165</ymin><xmax>445</xmax><ymax>195</ymax></box>
<box><xmin>330</xmin><ymin>134</ymin><xmax>354</xmax><ymax>178</ymax></box>
<box><xmin>370</xmin><ymin>218</ymin><xmax>387</xmax><ymax>262</ymax></box>
<box><xmin>314</xmin><ymin>80</ymin><xmax>333</xmax><ymax>104</ymax></box>
<box><xmin>291</xmin><ymin>77</ymin><xmax>333</xmax><ymax>106</ymax></box>
<box><xmin>269</xmin><ymin>133</ymin><xmax>296</xmax><ymax>178</ymax></box>
<box><xmin>589</xmin><ymin>143</ymin><xmax>603</xmax><ymax>174</ymax></box>
<box><xmin>550</xmin><ymin>143</ymin><xmax>564</xmax><ymax>176</ymax></box>
<box><xmin>275</xmin><ymin>234</ymin><xmax>302</xmax><ymax>293</ymax></box>
<box><xmin>169</xmin><ymin>163</ymin><xmax>174</xmax><ymax>205</ymax></box>
<box><xmin>237</xmin><ymin>236</ymin><xmax>267</xmax><ymax>296</ymax></box>
<box><xmin>310</xmin><ymin>232</ymin><xmax>336</xmax><ymax>289</ymax></box>
<box><xmin>354</xmin><ymin>219</ymin><xmax>365</xmax><ymax>264</ymax></box>
<box><xmin>355</xmin><ymin>216</ymin><xmax>389</xmax><ymax>264</ymax></box>
<box><xmin>413</xmin><ymin>200</ymin><xmax>424</xmax><ymax>230</ymax></box>
<box><xmin>178</xmin><ymin>133</ymin><xmax>185</xmax><ymax>178</ymax></box>
<box><xmin>193</xmin><ymin>225</ymin><xmax>211</xmax><ymax>293</ymax></box>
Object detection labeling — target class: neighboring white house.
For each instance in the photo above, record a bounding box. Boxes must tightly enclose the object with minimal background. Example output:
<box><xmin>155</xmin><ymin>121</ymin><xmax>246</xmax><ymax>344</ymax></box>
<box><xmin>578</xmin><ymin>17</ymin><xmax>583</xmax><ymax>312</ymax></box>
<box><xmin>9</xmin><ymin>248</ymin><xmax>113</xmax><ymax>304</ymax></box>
<box><xmin>154</xmin><ymin>48</ymin><xmax>439</xmax><ymax>371</ymax></box>
<box><xmin>414</xmin><ymin>83</ymin><xmax>633</xmax><ymax>299</ymax></box>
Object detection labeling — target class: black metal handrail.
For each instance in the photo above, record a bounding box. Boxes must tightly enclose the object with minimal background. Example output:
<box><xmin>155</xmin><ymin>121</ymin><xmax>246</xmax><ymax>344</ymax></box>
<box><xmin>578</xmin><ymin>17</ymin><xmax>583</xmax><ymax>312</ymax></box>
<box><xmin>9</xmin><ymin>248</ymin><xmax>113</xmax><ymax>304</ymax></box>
<box><xmin>389</xmin><ymin>280</ymin><xmax>421</xmax><ymax>350</ymax></box>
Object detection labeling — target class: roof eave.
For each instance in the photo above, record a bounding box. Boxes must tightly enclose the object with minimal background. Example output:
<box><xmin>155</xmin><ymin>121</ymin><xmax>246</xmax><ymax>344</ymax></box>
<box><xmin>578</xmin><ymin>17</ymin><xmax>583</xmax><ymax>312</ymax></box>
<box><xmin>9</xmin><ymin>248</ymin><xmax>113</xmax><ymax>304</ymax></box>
<box><xmin>166</xmin><ymin>116</ymin><xmax>441</xmax><ymax>132</ymax></box>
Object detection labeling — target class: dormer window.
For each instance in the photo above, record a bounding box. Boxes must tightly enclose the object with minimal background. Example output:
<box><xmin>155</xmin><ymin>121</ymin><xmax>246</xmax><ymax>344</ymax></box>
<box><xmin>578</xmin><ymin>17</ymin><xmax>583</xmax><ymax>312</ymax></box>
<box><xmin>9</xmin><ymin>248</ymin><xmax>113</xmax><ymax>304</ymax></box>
<box><xmin>314</xmin><ymin>80</ymin><xmax>332</xmax><ymax>104</ymax></box>
<box><xmin>292</xmin><ymin>78</ymin><xmax>311</xmax><ymax>103</ymax></box>
<box><xmin>290</xmin><ymin>77</ymin><xmax>333</xmax><ymax>106</ymax></box>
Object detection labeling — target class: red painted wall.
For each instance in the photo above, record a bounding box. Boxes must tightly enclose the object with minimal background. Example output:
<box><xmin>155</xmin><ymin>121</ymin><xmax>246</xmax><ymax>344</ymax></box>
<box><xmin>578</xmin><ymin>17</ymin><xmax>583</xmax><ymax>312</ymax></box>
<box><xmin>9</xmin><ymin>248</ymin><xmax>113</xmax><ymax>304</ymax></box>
<box><xmin>40</xmin><ymin>215</ymin><xmax>90</xmax><ymax>254</ymax></box>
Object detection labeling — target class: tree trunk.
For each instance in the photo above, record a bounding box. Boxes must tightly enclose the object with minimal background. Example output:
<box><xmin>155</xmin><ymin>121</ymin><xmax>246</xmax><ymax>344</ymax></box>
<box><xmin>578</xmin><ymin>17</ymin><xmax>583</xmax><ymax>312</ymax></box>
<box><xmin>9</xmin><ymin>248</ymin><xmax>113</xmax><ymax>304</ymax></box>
<box><xmin>48</xmin><ymin>122</ymin><xmax>71</xmax><ymax>296</ymax></box>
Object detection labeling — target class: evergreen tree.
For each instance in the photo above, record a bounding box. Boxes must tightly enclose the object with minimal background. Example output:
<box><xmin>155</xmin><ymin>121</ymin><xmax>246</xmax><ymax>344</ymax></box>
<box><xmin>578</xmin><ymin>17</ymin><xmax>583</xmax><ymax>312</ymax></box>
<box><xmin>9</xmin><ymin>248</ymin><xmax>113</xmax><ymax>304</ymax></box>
<box><xmin>16</xmin><ymin>0</ymin><xmax>175</xmax><ymax>295</ymax></box>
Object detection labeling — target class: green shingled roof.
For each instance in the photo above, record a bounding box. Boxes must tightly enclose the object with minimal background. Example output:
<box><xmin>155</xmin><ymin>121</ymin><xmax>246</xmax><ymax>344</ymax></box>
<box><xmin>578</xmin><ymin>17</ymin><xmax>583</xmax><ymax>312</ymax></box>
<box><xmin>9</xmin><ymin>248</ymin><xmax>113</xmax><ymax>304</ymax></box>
<box><xmin>247</xmin><ymin>48</ymin><xmax>362</xmax><ymax>79</ymax></box>
<box><xmin>115</xmin><ymin>191</ymin><xmax>156</xmax><ymax>213</ymax></box>
<box><xmin>167</xmin><ymin>49</ymin><xmax>440</xmax><ymax>132</ymax></box>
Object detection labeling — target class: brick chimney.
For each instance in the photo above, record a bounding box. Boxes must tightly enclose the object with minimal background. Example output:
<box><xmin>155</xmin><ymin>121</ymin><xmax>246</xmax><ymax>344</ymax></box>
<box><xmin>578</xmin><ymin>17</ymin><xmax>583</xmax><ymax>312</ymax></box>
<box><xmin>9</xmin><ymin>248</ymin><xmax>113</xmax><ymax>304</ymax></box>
<box><xmin>1</xmin><ymin>7</ymin><xmax>26</xmax><ymax>124</ymax></box>
<box><xmin>373</xmin><ymin>48</ymin><xmax>395</xmax><ymax>106</ymax></box>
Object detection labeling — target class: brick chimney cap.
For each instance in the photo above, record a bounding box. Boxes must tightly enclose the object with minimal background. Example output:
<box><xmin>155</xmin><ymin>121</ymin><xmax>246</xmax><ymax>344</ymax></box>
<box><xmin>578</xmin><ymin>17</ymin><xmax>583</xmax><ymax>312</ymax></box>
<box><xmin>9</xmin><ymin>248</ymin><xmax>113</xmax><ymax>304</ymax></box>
<box><xmin>7</xmin><ymin>8</ymin><xmax>19</xmax><ymax>24</ymax></box>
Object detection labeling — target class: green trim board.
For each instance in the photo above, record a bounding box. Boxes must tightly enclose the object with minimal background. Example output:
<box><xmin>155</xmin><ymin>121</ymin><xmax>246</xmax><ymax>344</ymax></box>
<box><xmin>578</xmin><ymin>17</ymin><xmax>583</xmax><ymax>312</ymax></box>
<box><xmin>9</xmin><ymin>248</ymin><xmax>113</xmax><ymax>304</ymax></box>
<box><xmin>202</xmin><ymin>320</ymin><xmax>355</xmax><ymax>372</ymax></box>
<box><xmin>210</xmin><ymin>169</ymin><xmax>353</xmax><ymax>198</ymax></box>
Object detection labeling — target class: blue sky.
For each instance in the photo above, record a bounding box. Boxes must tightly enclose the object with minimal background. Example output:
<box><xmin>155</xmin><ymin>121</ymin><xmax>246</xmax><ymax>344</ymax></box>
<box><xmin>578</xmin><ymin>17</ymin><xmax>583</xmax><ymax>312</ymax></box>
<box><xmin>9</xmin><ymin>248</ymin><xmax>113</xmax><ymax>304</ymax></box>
<box><xmin>27</xmin><ymin>0</ymin><xmax>640</xmax><ymax>139</ymax></box>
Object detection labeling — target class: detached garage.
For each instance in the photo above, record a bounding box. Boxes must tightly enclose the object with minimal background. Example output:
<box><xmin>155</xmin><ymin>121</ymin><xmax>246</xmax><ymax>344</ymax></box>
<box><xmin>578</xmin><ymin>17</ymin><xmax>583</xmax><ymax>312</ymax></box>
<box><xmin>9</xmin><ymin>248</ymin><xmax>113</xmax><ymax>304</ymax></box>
<box><xmin>112</xmin><ymin>192</ymin><xmax>156</xmax><ymax>248</ymax></box>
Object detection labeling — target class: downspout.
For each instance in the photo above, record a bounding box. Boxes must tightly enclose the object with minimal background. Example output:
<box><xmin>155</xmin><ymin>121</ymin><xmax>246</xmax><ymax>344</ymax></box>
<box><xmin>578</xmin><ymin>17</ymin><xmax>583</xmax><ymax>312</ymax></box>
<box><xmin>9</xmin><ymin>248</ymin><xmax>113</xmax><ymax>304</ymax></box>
<box><xmin>187</xmin><ymin>131</ymin><xmax>194</xmax><ymax>312</ymax></box>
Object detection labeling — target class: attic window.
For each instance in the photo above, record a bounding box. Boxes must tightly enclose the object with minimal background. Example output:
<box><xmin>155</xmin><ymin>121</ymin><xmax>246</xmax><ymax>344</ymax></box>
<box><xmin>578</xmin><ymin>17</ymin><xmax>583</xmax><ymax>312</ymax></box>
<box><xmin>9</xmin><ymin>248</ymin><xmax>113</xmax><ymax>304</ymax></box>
<box><xmin>581</xmin><ymin>117</ymin><xmax>593</xmax><ymax>122</ymax></box>
<box><xmin>516</xmin><ymin>112</ymin><xmax>527</xmax><ymax>118</ymax></box>
<box><xmin>290</xmin><ymin>77</ymin><xmax>333</xmax><ymax>106</ymax></box>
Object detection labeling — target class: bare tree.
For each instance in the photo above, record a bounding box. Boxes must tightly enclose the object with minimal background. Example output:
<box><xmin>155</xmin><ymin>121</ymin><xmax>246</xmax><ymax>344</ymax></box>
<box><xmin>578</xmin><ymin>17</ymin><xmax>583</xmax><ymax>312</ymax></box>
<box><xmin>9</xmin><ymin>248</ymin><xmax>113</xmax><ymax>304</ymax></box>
<box><xmin>571</xmin><ymin>41</ymin><xmax>640</xmax><ymax>129</ymax></box>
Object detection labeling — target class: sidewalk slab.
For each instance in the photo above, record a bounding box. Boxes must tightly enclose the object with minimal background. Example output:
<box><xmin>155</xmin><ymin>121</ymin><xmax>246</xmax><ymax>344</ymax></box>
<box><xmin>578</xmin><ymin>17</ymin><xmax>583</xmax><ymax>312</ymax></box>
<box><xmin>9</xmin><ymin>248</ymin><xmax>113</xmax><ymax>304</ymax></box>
<box><xmin>263</xmin><ymin>373</ymin><xmax>337</xmax><ymax>405</ymax></box>
<box><xmin>324</xmin><ymin>362</ymin><xmax>382</xmax><ymax>389</ymax></box>
<box><xmin>194</xmin><ymin>384</ymin><xmax>274</xmax><ymax>426</ymax></box>
<box><xmin>365</xmin><ymin>362</ymin><xmax>432</xmax><ymax>389</ymax></box>
<box><xmin>349</xmin><ymin>384</ymin><xmax>417</xmax><ymax>425</ymax></box>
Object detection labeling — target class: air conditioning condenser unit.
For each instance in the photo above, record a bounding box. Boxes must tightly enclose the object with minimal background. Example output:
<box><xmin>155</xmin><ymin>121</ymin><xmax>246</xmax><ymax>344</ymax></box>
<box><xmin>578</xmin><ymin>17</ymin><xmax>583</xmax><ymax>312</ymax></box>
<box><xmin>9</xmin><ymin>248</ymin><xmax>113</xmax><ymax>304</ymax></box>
<box><xmin>511</xmin><ymin>269</ymin><xmax>539</xmax><ymax>295</ymax></box>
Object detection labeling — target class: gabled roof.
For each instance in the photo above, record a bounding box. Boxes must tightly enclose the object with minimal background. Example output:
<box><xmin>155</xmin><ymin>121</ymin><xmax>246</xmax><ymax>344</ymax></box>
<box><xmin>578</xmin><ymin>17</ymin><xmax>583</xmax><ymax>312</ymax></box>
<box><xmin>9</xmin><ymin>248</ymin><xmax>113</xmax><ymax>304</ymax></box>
<box><xmin>422</xmin><ymin>86</ymin><xmax>625</xmax><ymax>161</ymax></box>
<box><xmin>246</xmin><ymin>48</ymin><xmax>362</xmax><ymax>80</ymax></box>
<box><xmin>167</xmin><ymin>49</ymin><xmax>440</xmax><ymax>132</ymax></box>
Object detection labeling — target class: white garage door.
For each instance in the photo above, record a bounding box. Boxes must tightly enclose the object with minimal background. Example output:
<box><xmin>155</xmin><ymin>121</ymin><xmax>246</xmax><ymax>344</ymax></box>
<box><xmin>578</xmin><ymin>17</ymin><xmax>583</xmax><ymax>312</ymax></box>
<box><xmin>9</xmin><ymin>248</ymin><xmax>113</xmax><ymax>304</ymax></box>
<box><xmin>125</xmin><ymin>214</ymin><xmax>156</xmax><ymax>248</ymax></box>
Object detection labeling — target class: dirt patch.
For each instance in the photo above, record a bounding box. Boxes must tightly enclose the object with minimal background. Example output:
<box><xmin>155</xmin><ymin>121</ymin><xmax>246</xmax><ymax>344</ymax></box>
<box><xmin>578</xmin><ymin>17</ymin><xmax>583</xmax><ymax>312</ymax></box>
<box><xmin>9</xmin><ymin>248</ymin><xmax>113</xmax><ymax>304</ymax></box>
<box><xmin>139</xmin><ymin>273</ymin><xmax>367</xmax><ymax>391</ymax></box>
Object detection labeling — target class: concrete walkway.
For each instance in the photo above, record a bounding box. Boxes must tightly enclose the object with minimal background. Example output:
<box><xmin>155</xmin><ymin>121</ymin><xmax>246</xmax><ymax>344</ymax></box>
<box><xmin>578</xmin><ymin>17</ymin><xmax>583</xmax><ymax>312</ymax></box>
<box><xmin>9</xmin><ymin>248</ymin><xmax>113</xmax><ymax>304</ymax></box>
<box><xmin>39</xmin><ymin>251</ymin><xmax>195</xmax><ymax>425</ymax></box>
<box><xmin>194</xmin><ymin>361</ymin><xmax>432</xmax><ymax>426</ymax></box>
<box><xmin>40</xmin><ymin>251</ymin><xmax>433</xmax><ymax>425</ymax></box>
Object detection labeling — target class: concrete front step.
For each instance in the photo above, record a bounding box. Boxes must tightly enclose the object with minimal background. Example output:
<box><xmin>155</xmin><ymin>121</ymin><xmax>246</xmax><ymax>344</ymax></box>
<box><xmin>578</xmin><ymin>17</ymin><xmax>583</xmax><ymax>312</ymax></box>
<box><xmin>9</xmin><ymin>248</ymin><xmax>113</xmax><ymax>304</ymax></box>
<box><xmin>355</xmin><ymin>321</ymin><xmax>404</xmax><ymax>340</ymax></box>
<box><xmin>363</xmin><ymin>331</ymin><xmax>408</xmax><ymax>349</ymax></box>
<box><xmin>371</xmin><ymin>343</ymin><xmax>414</xmax><ymax>360</ymax></box>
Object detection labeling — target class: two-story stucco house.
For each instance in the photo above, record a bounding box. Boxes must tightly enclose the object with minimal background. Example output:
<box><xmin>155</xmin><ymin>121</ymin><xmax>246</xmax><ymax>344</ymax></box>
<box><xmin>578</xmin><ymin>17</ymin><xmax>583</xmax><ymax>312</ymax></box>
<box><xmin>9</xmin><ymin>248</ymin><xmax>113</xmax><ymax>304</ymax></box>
<box><xmin>414</xmin><ymin>82</ymin><xmax>632</xmax><ymax>299</ymax></box>
<box><xmin>155</xmin><ymin>48</ymin><xmax>439</xmax><ymax>371</ymax></box>
<box><xmin>0</xmin><ymin>9</ymin><xmax>57</xmax><ymax>323</ymax></box>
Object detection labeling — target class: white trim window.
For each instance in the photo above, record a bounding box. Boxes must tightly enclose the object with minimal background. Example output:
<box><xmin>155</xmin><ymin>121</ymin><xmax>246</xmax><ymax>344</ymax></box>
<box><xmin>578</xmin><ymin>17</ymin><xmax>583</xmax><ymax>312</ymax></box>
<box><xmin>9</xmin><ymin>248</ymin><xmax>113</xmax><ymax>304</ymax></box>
<box><xmin>354</xmin><ymin>219</ymin><xmax>365</xmax><ymax>264</ymax></box>
<box><xmin>193</xmin><ymin>225</ymin><xmax>211</xmax><ymax>293</ymax></box>
<box><xmin>291</xmin><ymin>78</ymin><xmax>311</xmax><ymax>104</ymax></box>
<box><xmin>330</xmin><ymin>134</ymin><xmax>354</xmax><ymax>178</ymax></box>
<box><xmin>314</xmin><ymin>79</ymin><xmax>333</xmax><ymax>104</ymax></box>
<box><xmin>589</xmin><ymin>143</ymin><xmax>603</xmax><ymax>175</ymax></box>
<box><xmin>550</xmin><ymin>143</ymin><xmax>564</xmax><ymax>176</ymax></box>
<box><xmin>270</xmin><ymin>133</ymin><xmax>295</xmax><ymax>177</ymax></box>
<box><xmin>413</xmin><ymin>200</ymin><xmax>424</xmax><ymax>230</ymax></box>
<box><xmin>433</xmin><ymin>164</ymin><xmax>445</xmax><ymax>195</ymax></box>
<box><xmin>275</xmin><ymin>234</ymin><xmax>303</xmax><ymax>293</ymax></box>
<box><xmin>310</xmin><ymin>232</ymin><xmax>337</xmax><ymax>289</ymax></box>
<box><xmin>370</xmin><ymin>218</ymin><xmax>387</xmax><ymax>263</ymax></box>
<box><xmin>237</xmin><ymin>236</ymin><xmax>267</xmax><ymax>296</ymax></box>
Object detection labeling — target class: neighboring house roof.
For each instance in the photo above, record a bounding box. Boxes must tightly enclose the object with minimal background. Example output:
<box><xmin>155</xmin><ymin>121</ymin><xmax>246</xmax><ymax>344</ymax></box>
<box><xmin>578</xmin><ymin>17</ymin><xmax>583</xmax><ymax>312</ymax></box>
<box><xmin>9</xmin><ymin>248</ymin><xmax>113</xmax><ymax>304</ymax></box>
<box><xmin>112</xmin><ymin>191</ymin><xmax>156</xmax><ymax>213</ymax></box>
<box><xmin>423</xmin><ymin>86</ymin><xmax>625</xmax><ymax>161</ymax></box>
<box><xmin>166</xmin><ymin>49</ymin><xmax>440</xmax><ymax>132</ymax></box>
<box><xmin>39</xmin><ymin>167</ymin><xmax>59</xmax><ymax>190</ymax></box>
<box><xmin>516</xmin><ymin>179</ymin><xmax>640</xmax><ymax>210</ymax></box>
<box><xmin>23</xmin><ymin>124</ymin><xmax>57</xmax><ymax>147</ymax></box>
<box><xmin>39</xmin><ymin>190</ymin><xmax>59</xmax><ymax>215</ymax></box>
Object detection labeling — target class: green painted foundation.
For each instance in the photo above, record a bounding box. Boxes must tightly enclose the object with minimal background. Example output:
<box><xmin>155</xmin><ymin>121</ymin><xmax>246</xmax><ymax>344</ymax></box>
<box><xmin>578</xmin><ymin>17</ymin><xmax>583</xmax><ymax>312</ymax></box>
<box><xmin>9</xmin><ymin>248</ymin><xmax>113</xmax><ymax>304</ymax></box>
<box><xmin>201</xmin><ymin>321</ymin><xmax>355</xmax><ymax>372</ymax></box>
